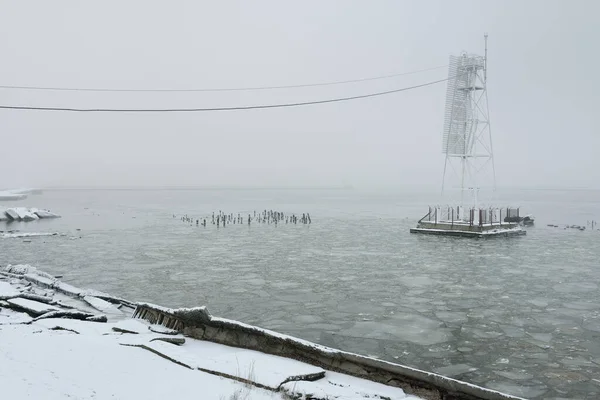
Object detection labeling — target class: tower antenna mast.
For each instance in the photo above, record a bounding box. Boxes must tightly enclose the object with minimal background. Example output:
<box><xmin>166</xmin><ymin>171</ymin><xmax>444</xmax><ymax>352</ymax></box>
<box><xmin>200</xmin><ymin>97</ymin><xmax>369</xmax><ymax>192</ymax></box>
<box><xmin>441</xmin><ymin>34</ymin><xmax>495</xmax><ymax>208</ymax></box>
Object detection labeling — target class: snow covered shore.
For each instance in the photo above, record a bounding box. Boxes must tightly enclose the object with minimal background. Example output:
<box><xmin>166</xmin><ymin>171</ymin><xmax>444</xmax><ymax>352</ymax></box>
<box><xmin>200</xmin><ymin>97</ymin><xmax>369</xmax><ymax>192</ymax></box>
<box><xmin>0</xmin><ymin>188</ymin><xmax>42</xmax><ymax>201</ymax></box>
<box><xmin>0</xmin><ymin>265</ymin><xmax>524</xmax><ymax>400</ymax></box>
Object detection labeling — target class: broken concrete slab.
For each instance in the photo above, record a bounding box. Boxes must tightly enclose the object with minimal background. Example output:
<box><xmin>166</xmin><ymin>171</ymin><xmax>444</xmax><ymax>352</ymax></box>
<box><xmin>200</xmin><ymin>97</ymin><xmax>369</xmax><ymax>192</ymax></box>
<box><xmin>83</xmin><ymin>296</ymin><xmax>123</xmax><ymax>315</ymax></box>
<box><xmin>6</xmin><ymin>297</ymin><xmax>59</xmax><ymax>316</ymax></box>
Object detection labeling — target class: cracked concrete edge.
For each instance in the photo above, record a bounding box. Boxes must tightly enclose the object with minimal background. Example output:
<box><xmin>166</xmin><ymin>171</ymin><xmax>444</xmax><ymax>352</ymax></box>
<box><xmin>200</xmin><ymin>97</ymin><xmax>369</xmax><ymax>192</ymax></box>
<box><xmin>2</xmin><ymin>270</ymin><xmax>137</xmax><ymax>310</ymax></box>
<box><xmin>120</xmin><ymin>342</ymin><xmax>305</xmax><ymax>393</ymax></box>
<box><xmin>132</xmin><ymin>303</ymin><xmax>526</xmax><ymax>400</ymax></box>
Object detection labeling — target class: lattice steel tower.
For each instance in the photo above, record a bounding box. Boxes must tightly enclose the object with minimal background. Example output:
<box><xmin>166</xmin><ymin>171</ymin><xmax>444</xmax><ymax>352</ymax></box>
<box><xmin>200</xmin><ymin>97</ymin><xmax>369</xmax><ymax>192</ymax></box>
<box><xmin>441</xmin><ymin>34</ymin><xmax>495</xmax><ymax>208</ymax></box>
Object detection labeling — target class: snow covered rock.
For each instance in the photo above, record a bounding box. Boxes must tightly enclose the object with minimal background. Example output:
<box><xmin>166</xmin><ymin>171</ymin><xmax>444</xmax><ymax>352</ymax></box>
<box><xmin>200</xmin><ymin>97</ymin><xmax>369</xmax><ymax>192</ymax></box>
<box><xmin>0</xmin><ymin>206</ymin><xmax>60</xmax><ymax>221</ymax></box>
<box><xmin>33</xmin><ymin>209</ymin><xmax>61</xmax><ymax>219</ymax></box>
<box><xmin>11</xmin><ymin>207</ymin><xmax>39</xmax><ymax>221</ymax></box>
<box><xmin>3</xmin><ymin>208</ymin><xmax>19</xmax><ymax>220</ymax></box>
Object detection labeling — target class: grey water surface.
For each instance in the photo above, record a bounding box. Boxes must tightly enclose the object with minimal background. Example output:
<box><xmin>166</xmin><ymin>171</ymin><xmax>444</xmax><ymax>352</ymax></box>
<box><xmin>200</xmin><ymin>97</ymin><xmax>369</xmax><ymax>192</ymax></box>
<box><xmin>1</xmin><ymin>188</ymin><xmax>599</xmax><ymax>399</ymax></box>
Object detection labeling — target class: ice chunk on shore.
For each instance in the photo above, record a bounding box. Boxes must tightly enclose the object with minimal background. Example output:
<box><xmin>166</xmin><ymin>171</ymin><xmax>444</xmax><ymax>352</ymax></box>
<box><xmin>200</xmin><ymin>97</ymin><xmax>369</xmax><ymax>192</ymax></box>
<box><xmin>6</xmin><ymin>207</ymin><xmax>38</xmax><ymax>221</ymax></box>
<box><xmin>3</xmin><ymin>208</ymin><xmax>19</xmax><ymax>220</ymax></box>
<box><xmin>32</xmin><ymin>209</ymin><xmax>61</xmax><ymax>219</ymax></box>
<box><xmin>1</xmin><ymin>207</ymin><xmax>61</xmax><ymax>221</ymax></box>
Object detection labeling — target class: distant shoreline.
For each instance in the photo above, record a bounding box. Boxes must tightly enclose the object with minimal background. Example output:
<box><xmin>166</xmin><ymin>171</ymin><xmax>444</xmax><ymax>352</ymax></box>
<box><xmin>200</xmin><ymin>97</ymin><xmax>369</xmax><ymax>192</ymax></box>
<box><xmin>41</xmin><ymin>186</ymin><xmax>355</xmax><ymax>191</ymax></box>
<box><xmin>37</xmin><ymin>185</ymin><xmax>600</xmax><ymax>192</ymax></box>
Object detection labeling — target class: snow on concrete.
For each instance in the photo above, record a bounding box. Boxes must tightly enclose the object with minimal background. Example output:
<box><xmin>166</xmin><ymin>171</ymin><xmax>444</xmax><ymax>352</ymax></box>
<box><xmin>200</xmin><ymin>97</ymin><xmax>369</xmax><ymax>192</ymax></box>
<box><xmin>171</xmin><ymin>339</ymin><xmax>326</xmax><ymax>389</ymax></box>
<box><xmin>112</xmin><ymin>318</ymin><xmax>150</xmax><ymax>334</ymax></box>
<box><xmin>148</xmin><ymin>323</ymin><xmax>179</xmax><ymax>335</ymax></box>
<box><xmin>0</xmin><ymin>281</ymin><xmax>20</xmax><ymax>299</ymax></box>
<box><xmin>34</xmin><ymin>318</ymin><xmax>116</xmax><ymax>336</ymax></box>
<box><xmin>6</xmin><ymin>297</ymin><xmax>59</xmax><ymax>316</ymax></box>
<box><xmin>0</xmin><ymin>266</ymin><xmax>424</xmax><ymax>400</ymax></box>
<box><xmin>24</xmin><ymin>273</ymin><xmax>56</xmax><ymax>288</ymax></box>
<box><xmin>211</xmin><ymin>315</ymin><xmax>339</xmax><ymax>354</ymax></box>
<box><xmin>4</xmin><ymin>264</ymin><xmax>57</xmax><ymax>280</ymax></box>
<box><xmin>0</xmin><ymin>306</ymin><xmax>33</xmax><ymax>325</ymax></box>
<box><xmin>52</xmin><ymin>281</ymin><xmax>84</xmax><ymax>297</ymax></box>
<box><xmin>281</xmin><ymin>370</ymin><xmax>423</xmax><ymax>400</ymax></box>
<box><xmin>0</xmin><ymin>324</ymin><xmax>279</xmax><ymax>400</ymax></box>
<box><xmin>83</xmin><ymin>296</ymin><xmax>123</xmax><ymax>315</ymax></box>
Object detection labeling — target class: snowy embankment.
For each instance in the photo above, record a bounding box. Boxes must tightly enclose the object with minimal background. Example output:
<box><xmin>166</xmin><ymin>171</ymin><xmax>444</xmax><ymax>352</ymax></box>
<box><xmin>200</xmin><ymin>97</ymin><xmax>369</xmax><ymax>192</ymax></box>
<box><xmin>0</xmin><ymin>207</ymin><xmax>60</xmax><ymax>222</ymax></box>
<box><xmin>0</xmin><ymin>264</ymin><xmax>428</xmax><ymax>400</ymax></box>
<box><xmin>0</xmin><ymin>188</ymin><xmax>42</xmax><ymax>201</ymax></box>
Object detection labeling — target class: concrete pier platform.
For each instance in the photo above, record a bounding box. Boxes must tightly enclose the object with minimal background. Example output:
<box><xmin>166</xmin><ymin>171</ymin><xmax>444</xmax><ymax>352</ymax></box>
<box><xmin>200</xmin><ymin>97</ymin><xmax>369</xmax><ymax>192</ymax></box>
<box><xmin>410</xmin><ymin>221</ymin><xmax>526</xmax><ymax>238</ymax></box>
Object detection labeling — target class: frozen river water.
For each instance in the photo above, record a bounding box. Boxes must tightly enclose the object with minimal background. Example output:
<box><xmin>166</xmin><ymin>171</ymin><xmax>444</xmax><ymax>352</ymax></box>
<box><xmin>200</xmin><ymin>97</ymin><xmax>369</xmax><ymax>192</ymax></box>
<box><xmin>2</xmin><ymin>187</ymin><xmax>599</xmax><ymax>399</ymax></box>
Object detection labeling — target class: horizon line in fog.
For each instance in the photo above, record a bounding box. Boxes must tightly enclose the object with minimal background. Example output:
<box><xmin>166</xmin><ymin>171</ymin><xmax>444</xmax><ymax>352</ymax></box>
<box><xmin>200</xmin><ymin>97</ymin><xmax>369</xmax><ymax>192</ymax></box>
<box><xmin>32</xmin><ymin>184</ymin><xmax>600</xmax><ymax>192</ymax></box>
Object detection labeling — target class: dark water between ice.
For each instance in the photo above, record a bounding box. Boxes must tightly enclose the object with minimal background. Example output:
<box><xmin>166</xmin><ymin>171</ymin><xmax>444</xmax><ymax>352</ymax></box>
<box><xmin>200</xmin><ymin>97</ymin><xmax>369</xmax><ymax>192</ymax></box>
<box><xmin>2</xmin><ymin>187</ymin><xmax>599</xmax><ymax>399</ymax></box>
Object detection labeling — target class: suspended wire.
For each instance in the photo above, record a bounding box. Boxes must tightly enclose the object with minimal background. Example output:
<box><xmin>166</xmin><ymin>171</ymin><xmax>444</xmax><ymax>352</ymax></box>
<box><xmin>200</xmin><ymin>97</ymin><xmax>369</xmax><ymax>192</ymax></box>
<box><xmin>0</xmin><ymin>65</ymin><xmax>447</xmax><ymax>93</ymax></box>
<box><xmin>0</xmin><ymin>76</ymin><xmax>452</xmax><ymax>113</ymax></box>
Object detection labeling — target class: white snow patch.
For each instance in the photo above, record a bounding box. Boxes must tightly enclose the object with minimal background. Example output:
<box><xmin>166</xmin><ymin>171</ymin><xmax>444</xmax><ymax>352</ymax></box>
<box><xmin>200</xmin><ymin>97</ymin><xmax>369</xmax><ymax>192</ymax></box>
<box><xmin>113</xmin><ymin>319</ymin><xmax>150</xmax><ymax>334</ymax></box>
<box><xmin>83</xmin><ymin>296</ymin><xmax>123</xmax><ymax>315</ymax></box>
<box><xmin>0</xmin><ymin>307</ymin><xmax>33</xmax><ymax>325</ymax></box>
<box><xmin>10</xmin><ymin>207</ymin><xmax>39</xmax><ymax>221</ymax></box>
<box><xmin>182</xmin><ymin>339</ymin><xmax>326</xmax><ymax>389</ymax></box>
<box><xmin>0</xmin><ymin>281</ymin><xmax>20</xmax><ymax>299</ymax></box>
<box><xmin>34</xmin><ymin>318</ymin><xmax>115</xmax><ymax>336</ymax></box>
<box><xmin>4</xmin><ymin>265</ymin><xmax>55</xmax><ymax>280</ymax></box>
<box><xmin>0</xmin><ymin>324</ymin><xmax>278</xmax><ymax>400</ymax></box>
<box><xmin>32</xmin><ymin>209</ymin><xmax>61</xmax><ymax>218</ymax></box>
<box><xmin>281</xmin><ymin>370</ymin><xmax>414</xmax><ymax>400</ymax></box>
<box><xmin>6</xmin><ymin>298</ymin><xmax>59</xmax><ymax>315</ymax></box>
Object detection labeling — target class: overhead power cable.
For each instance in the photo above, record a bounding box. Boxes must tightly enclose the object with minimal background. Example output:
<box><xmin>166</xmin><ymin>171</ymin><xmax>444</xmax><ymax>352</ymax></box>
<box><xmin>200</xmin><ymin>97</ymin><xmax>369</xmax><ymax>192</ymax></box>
<box><xmin>0</xmin><ymin>65</ymin><xmax>447</xmax><ymax>93</ymax></box>
<box><xmin>0</xmin><ymin>76</ymin><xmax>451</xmax><ymax>113</ymax></box>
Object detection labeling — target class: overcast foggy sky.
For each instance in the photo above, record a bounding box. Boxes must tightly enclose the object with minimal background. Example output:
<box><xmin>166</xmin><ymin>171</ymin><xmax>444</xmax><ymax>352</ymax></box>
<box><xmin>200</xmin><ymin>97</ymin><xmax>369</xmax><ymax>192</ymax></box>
<box><xmin>0</xmin><ymin>0</ymin><xmax>598</xmax><ymax>190</ymax></box>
